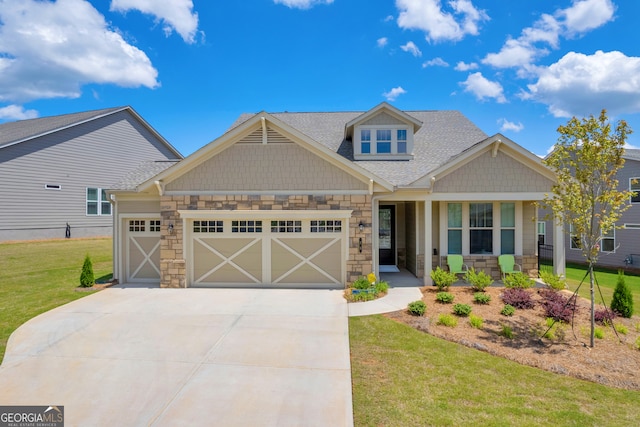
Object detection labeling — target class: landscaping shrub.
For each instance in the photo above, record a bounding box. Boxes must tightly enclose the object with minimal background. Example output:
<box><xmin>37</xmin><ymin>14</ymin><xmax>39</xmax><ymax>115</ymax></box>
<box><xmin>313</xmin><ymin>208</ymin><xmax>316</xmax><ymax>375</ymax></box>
<box><xmin>437</xmin><ymin>313</ymin><xmax>458</xmax><ymax>327</ymax></box>
<box><xmin>430</xmin><ymin>266</ymin><xmax>458</xmax><ymax>291</ymax></box>
<box><xmin>611</xmin><ymin>270</ymin><xmax>634</xmax><ymax>318</ymax></box>
<box><xmin>636</xmin><ymin>336</ymin><xmax>640</xmax><ymax>351</ymax></box>
<box><xmin>375</xmin><ymin>280</ymin><xmax>389</xmax><ymax>294</ymax></box>
<box><xmin>452</xmin><ymin>303</ymin><xmax>472</xmax><ymax>317</ymax></box>
<box><xmin>614</xmin><ymin>323</ymin><xmax>628</xmax><ymax>335</ymax></box>
<box><xmin>503</xmin><ymin>272</ymin><xmax>534</xmax><ymax>289</ymax></box>
<box><xmin>500</xmin><ymin>325</ymin><xmax>514</xmax><ymax>339</ymax></box>
<box><xmin>79</xmin><ymin>254</ymin><xmax>95</xmax><ymax>288</ymax></box>
<box><xmin>594</xmin><ymin>327</ymin><xmax>604</xmax><ymax>339</ymax></box>
<box><xmin>465</xmin><ymin>268</ymin><xmax>493</xmax><ymax>292</ymax></box>
<box><xmin>407</xmin><ymin>300</ymin><xmax>427</xmax><ymax>316</ymax></box>
<box><xmin>594</xmin><ymin>307</ymin><xmax>616</xmax><ymax>325</ymax></box>
<box><xmin>436</xmin><ymin>292</ymin><xmax>455</xmax><ymax>304</ymax></box>
<box><xmin>500</xmin><ymin>304</ymin><xmax>515</xmax><ymax>316</ymax></box>
<box><xmin>351</xmin><ymin>277</ymin><xmax>371</xmax><ymax>290</ymax></box>
<box><xmin>469</xmin><ymin>314</ymin><xmax>483</xmax><ymax>329</ymax></box>
<box><xmin>540</xmin><ymin>270</ymin><xmax>566</xmax><ymax>291</ymax></box>
<box><xmin>502</xmin><ymin>288</ymin><xmax>535</xmax><ymax>309</ymax></box>
<box><xmin>539</xmin><ymin>289</ymin><xmax>577</xmax><ymax>323</ymax></box>
<box><xmin>473</xmin><ymin>292</ymin><xmax>491</xmax><ymax>304</ymax></box>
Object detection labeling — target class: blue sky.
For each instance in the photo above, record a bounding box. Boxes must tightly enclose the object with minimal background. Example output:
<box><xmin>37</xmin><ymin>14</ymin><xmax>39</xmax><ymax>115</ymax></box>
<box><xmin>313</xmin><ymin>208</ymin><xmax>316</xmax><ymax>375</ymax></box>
<box><xmin>1</xmin><ymin>0</ymin><xmax>640</xmax><ymax>156</ymax></box>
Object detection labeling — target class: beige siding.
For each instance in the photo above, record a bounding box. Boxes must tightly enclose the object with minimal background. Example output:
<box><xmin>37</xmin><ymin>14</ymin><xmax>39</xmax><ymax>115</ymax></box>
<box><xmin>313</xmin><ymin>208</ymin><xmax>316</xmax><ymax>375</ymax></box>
<box><xmin>118</xmin><ymin>200</ymin><xmax>159</xmax><ymax>214</ymax></box>
<box><xmin>434</xmin><ymin>151</ymin><xmax>553</xmax><ymax>193</ymax></box>
<box><xmin>522</xmin><ymin>202</ymin><xmax>536</xmax><ymax>255</ymax></box>
<box><xmin>361</xmin><ymin>112</ymin><xmax>405</xmax><ymax>126</ymax></box>
<box><xmin>167</xmin><ymin>144</ymin><xmax>368</xmax><ymax>192</ymax></box>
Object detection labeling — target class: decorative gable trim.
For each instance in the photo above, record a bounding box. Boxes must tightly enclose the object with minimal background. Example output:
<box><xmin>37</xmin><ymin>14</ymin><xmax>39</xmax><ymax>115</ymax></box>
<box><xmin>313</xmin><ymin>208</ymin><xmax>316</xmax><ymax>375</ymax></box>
<box><xmin>345</xmin><ymin>102</ymin><xmax>422</xmax><ymax>134</ymax></box>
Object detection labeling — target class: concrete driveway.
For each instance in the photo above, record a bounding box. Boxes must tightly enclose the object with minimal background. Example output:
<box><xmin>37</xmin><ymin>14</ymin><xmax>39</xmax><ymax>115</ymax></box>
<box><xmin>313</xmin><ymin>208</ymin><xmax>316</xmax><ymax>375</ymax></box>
<box><xmin>0</xmin><ymin>286</ymin><xmax>353</xmax><ymax>426</ymax></box>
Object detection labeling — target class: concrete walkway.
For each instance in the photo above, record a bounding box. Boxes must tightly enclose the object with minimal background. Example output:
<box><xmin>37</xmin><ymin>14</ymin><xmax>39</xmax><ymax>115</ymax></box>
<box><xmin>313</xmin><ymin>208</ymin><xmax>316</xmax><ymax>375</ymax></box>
<box><xmin>348</xmin><ymin>287</ymin><xmax>423</xmax><ymax>317</ymax></box>
<box><xmin>0</xmin><ymin>286</ymin><xmax>353</xmax><ymax>427</ymax></box>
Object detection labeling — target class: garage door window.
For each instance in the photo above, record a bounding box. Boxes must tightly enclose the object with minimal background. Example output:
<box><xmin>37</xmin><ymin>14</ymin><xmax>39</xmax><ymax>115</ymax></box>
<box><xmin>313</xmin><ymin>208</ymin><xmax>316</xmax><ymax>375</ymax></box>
<box><xmin>311</xmin><ymin>220</ymin><xmax>342</xmax><ymax>232</ymax></box>
<box><xmin>129</xmin><ymin>220</ymin><xmax>146</xmax><ymax>232</ymax></box>
<box><xmin>232</xmin><ymin>220</ymin><xmax>262</xmax><ymax>233</ymax></box>
<box><xmin>194</xmin><ymin>220</ymin><xmax>223</xmax><ymax>233</ymax></box>
<box><xmin>271</xmin><ymin>220</ymin><xmax>302</xmax><ymax>233</ymax></box>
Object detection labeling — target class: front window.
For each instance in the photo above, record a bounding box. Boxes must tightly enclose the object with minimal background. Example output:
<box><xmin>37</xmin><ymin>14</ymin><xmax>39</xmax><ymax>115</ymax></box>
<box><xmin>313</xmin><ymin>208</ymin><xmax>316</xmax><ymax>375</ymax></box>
<box><xmin>355</xmin><ymin>126</ymin><xmax>412</xmax><ymax>158</ymax></box>
<box><xmin>447</xmin><ymin>203</ymin><xmax>462</xmax><ymax>254</ymax></box>
<box><xmin>500</xmin><ymin>203</ymin><xmax>515</xmax><ymax>254</ymax></box>
<box><xmin>87</xmin><ymin>187</ymin><xmax>111</xmax><ymax>216</ymax></box>
<box><xmin>397</xmin><ymin>129</ymin><xmax>407</xmax><ymax>153</ymax></box>
<box><xmin>469</xmin><ymin>203</ymin><xmax>493</xmax><ymax>254</ymax></box>
<box><xmin>630</xmin><ymin>178</ymin><xmax>640</xmax><ymax>203</ymax></box>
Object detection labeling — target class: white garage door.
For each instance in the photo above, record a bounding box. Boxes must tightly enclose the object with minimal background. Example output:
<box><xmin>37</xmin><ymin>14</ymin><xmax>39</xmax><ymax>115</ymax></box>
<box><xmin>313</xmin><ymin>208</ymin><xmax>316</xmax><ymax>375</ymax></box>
<box><xmin>126</xmin><ymin>219</ymin><xmax>161</xmax><ymax>283</ymax></box>
<box><xmin>188</xmin><ymin>214</ymin><xmax>349</xmax><ymax>288</ymax></box>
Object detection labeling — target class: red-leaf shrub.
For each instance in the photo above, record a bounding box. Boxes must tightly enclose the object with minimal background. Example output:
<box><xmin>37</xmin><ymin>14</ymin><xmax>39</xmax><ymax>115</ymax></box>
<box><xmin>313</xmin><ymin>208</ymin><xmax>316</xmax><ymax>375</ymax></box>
<box><xmin>594</xmin><ymin>307</ymin><xmax>616</xmax><ymax>324</ymax></box>
<box><xmin>502</xmin><ymin>288</ymin><xmax>535</xmax><ymax>309</ymax></box>
<box><xmin>539</xmin><ymin>289</ymin><xmax>578</xmax><ymax>323</ymax></box>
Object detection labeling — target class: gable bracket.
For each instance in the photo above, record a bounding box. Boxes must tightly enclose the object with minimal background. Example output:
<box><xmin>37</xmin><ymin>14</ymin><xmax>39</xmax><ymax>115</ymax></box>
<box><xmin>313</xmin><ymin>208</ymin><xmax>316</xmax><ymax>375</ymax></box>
<box><xmin>492</xmin><ymin>139</ymin><xmax>502</xmax><ymax>158</ymax></box>
<box><xmin>261</xmin><ymin>116</ymin><xmax>268</xmax><ymax>144</ymax></box>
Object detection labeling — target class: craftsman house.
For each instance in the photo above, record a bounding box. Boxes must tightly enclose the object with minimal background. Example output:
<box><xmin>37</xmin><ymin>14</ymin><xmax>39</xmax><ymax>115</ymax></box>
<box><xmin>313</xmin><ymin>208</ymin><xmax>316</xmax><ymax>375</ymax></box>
<box><xmin>109</xmin><ymin>103</ymin><xmax>559</xmax><ymax>288</ymax></box>
<box><xmin>0</xmin><ymin>107</ymin><xmax>182</xmax><ymax>241</ymax></box>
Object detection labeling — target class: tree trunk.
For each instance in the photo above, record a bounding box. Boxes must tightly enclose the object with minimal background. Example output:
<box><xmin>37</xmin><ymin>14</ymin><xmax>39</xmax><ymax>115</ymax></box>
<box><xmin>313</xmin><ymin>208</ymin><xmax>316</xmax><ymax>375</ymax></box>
<box><xmin>589</xmin><ymin>263</ymin><xmax>595</xmax><ymax>348</ymax></box>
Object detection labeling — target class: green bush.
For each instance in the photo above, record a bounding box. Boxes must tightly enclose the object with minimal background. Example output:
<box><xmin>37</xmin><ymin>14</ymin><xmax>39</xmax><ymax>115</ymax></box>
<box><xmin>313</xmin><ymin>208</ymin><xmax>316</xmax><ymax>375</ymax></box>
<box><xmin>452</xmin><ymin>303</ymin><xmax>472</xmax><ymax>317</ymax></box>
<box><xmin>469</xmin><ymin>314</ymin><xmax>483</xmax><ymax>329</ymax></box>
<box><xmin>501</xmin><ymin>304</ymin><xmax>515</xmax><ymax>316</ymax></box>
<box><xmin>465</xmin><ymin>268</ymin><xmax>493</xmax><ymax>291</ymax></box>
<box><xmin>540</xmin><ymin>270</ymin><xmax>566</xmax><ymax>291</ymax></box>
<box><xmin>636</xmin><ymin>336</ymin><xmax>640</xmax><ymax>351</ymax></box>
<box><xmin>503</xmin><ymin>272</ymin><xmax>534</xmax><ymax>289</ymax></box>
<box><xmin>79</xmin><ymin>254</ymin><xmax>95</xmax><ymax>288</ymax></box>
<box><xmin>610</xmin><ymin>270</ymin><xmax>634</xmax><ymax>318</ymax></box>
<box><xmin>437</xmin><ymin>314</ymin><xmax>458</xmax><ymax>327</ymax></box>
<box><xmin>430</xmin><ymin>266</ymin><xmax>458</xmax><ymax>291</ymax></box>
<box><xmin>436</xmin><ymin>292</ymin><xmax>455</xmax><ymax>304</ymax></box>
<box><xmin>407</xmin><ymin>300</ymin><xmax>427</xmax><ymax>316</ymax></box>
<box><xmin>375</xmin><ymin>280</ymin><xmax>389</xmax><ymax>294</ymax></box>
<box><xmin>473</xmin><ymin>292</ymin><xmax>491</xmax><ymax>304</ymax></box>
<box><xmin>594</xmin><ymin>327</ymin><xmax>604</xmax><ymax>339</ymax></box>
<box><xmin>352</xmin><ymin>277</ymin><xmax>371</xmax><ymax>290</ymax></box>
<box><xmin>614</xmin><ymin>323</ymin><xmax>628</xmax><ymax>335</ymax></box>
<box><xmin>500</xmin><ymin>325</ymin><xmax>514</xmax><ymax>339</ymax></box>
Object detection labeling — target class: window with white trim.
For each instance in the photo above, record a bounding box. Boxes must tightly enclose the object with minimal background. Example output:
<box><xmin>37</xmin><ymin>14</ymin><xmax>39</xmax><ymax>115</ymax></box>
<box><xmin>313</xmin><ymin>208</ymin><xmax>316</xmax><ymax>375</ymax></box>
<box><xmin>500</xmin><ymin>203</ymin><xmax>515</xmax><ymax>254</ymax></box>
<box><xmin>470</xmin><ymin>203</ymin><xmax>493</xmax><ymax>254</ymax></box>
<box><xmin>537</xmin><ymin>221</ymin><xmax>546</xmax><ymax>244</ymax></box>
<box><xmin>311</xmin><ymin>220</ymin><xmax>342</xmax><ymax>232</ymax></box>
<box><xmin>87</xmin><ymin>188</ymin><xmax>111</xmax><ymax>216</ymax></box>
<box><xmin>625</xmin><ymin>224</ymin><xmax>640</xmax><ymax>229</ymax></box>
<box><xmin>569</xmin><ymin>224</ymin><xmax>581</xmax><ymax>250</ymax></box>
<box><xmin>601</xmin><ymin>228</ymin><xmax>615</xmax><ymax>252</ymax></box>
<box><xmin>447</xmin><ymin>203</ymin><xmax>462</xmax><ymax>254</ymax></box>
<box><xmin>232</xmin><ymin>220</ymin><xmax>262</xmax><ymax>233</ymax></box>
<box><xmin>355</xmin><ymin>125</ymin><xmax>413</xmax><ymax>159</ymax></box>
<box><xmin>271</xmin><ymin>220</ymin><xmax>302</xmax><ymax>233</ymax></box>
<box><xmin>194</xmin><ymin>220</ymin><xmax>223</xmax><ymax>233</ymax></box>
<box><xmin>630</xmin><ymin>178</ymin><xmax>640</xmax><ymax>203</ymax></box>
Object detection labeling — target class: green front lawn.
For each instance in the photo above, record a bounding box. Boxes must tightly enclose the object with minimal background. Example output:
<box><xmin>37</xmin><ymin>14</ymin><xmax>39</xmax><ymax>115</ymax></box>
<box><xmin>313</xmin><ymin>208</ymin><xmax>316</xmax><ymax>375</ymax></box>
<box><xmin>0</xmin><ymin>238</ymin><xmax>112</xmax><ymax>363</ymax></box>
<box><xmin>565</xmin><ymin>262</ymin><xmax>640</xmax><ymax>310</ymax></box>
<box><xmin>350</xmin><ymin>315</ymin><xmax>640</xmax><ymax>426</ymax></box>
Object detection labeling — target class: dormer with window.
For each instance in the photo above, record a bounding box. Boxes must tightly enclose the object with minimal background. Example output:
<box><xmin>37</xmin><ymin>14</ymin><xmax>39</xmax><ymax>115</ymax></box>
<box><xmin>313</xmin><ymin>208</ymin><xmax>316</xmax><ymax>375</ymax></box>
<box><xmin>346</xmin><ymin>102</ymin><xmax>422</xmax><ymax>161</ymax></box>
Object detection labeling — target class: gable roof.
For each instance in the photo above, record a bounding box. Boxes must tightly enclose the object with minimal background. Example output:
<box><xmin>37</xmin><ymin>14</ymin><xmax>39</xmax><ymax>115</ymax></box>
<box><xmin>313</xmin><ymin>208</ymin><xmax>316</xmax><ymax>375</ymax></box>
<box><xmin>0</xmin><ymin>106</ymin><xmax>182</xmax><ymax>158</ymax></box>
<box><xmin>623</xmin><ymin>148</ymin><xmax>640</xmax><ymax>162</ymax></box>
<box><xmin>110</xmin><ymin>160</ymin><xmax>181</xmax><ymax>191</ymax></box>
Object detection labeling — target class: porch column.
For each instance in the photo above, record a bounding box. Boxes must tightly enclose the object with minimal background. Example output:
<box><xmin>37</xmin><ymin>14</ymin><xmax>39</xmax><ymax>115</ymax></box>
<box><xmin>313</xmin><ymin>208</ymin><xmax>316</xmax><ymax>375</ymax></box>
<box><xmin>424</xmin><ymin>199</ymin><xmax>432</xmax><ymax>285</ymax></box>
<box><xmin>553</xmin><ymin>220</ymin><xmax>566</xmax><ymax>277</ymax></box>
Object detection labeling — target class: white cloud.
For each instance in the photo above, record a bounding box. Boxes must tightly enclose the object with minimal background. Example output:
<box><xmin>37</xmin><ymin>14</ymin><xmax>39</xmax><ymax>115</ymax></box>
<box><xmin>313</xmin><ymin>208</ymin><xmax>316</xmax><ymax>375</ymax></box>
<box><xmin>460</xmin><ymin>72</ymin><xmax>506</xmax><ymax>103</ymax></box>
<box><xmin>383</xmin><ymin>86</ymin><xmax>407</xmax><ymax>101</ymax></box>
<box><xmin>454</xmin><ymin>61</ymin><xmax>478</xmax><ymax>71</ymax></box>
<box><xmin>273</xmin><ymin>0</ymin><xmax>334</xmax><ymax>9</ymax></box>
<box><xmin>498</xmin><ymin>118</ymin><xmax>524</xmax><ymax>133</ymax></box>
<box><xmin>482</xmin><ymin>0</ymin><xmax>614</xmax><ymax>72</ymax></box>
<box><xmin>384</xmin><ymin>15</ymin><xmax>394</xmax><ymax>22</ymax></box>
<box><xmin>110</xmin><ymin>0</ymin><xmax>201</xmax><ymax>43</ymax></box>
<box><xmin>525</xmin><ymin>50</ymin><xmax>640</xmax><ymax>117</ymax></box>
<box><xmin>396</xmin><ymin>0</ymin><xmax>489</xmax><ymax>43</ymax></box>
<box><xmin>400</xmin><ymin>41</ymin><xmax>422</xmax><ymax>57</ymax></box>
<box><xmin>0</xmin><ymin>0</ymin><xmax>158</xmax><ymax>103</ymax></box>
<box><xmin>377</xmin><ymin>37</ymin><xmax>388</xmax><ymax>48</ymax></box>
<box><xmin>0</xmin><ymin>104</ymin><xmax>38</xmax><ymax>121</ymax></box>
<box><xmin>422</xmin><ymin>57</ymin><xmax>449</xmax><ymax>68</ymax></box>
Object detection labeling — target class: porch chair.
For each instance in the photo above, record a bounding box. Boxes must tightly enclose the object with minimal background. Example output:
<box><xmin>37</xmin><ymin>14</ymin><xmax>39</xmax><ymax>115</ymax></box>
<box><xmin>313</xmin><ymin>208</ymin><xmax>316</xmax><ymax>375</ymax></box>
<box><xmin>446</xmin><ymin>255</ymin><xmax>468</xmax><ymax>278</ymax></box>
<box><xmin>498</xmin><ymin>255</ymin><xmax>522</xmax><ymax>279</ymax></box>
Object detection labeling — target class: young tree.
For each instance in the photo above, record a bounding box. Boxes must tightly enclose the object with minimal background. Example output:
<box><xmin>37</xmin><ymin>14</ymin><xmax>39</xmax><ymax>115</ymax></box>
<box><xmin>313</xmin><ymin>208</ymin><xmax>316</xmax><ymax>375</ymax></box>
<box><xmin>542</xmin><ymin>110</ymin><xmax>634</xmax><ymax>347</ymax></box>
<box><xmin>80</xmin><ymin>254</ymin><xmax>95</xmax><ymax>288</ymax></box>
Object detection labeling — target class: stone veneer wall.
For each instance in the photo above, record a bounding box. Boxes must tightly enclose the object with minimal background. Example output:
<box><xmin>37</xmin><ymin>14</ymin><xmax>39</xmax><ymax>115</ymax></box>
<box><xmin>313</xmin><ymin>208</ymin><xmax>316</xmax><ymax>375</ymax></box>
<box><xmin>435</xmin><ymin>255</ymin><xmax>539</xmax><ymax>280</ymax></box>
<box><xmin>159</xmin><ymin>194</ymin><xmax>372</xmax><ymax>288</ymax></box>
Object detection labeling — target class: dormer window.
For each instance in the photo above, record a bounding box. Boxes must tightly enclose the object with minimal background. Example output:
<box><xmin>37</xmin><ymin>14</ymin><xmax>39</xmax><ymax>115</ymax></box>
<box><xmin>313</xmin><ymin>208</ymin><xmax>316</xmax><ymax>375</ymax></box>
<box><xmin>354</xmin><ymin>125</ymin><xmax>414</xmax><ymax>160</ymax></box>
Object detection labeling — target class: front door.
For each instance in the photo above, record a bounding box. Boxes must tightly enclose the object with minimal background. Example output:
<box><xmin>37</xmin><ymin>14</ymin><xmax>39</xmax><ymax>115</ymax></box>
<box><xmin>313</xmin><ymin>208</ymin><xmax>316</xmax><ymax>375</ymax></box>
<box><xmin>379</xmin><ymin>206</ymin><xmax>395</xmax><ymax>265</ymax></box>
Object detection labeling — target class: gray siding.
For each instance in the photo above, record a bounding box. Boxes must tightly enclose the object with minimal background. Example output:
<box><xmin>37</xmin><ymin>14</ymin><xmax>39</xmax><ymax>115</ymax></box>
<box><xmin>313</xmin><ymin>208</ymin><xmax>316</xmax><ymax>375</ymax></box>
<box><xmin>0</xmin><ymin>111</ymin><xmax>177</xmax><ymax>241</ymax></box>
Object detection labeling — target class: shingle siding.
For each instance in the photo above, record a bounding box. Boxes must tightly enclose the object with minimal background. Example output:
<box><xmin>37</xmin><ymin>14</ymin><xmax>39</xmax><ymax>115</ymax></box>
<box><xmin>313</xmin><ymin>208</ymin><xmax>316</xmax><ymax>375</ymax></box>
<box><xmin>0</xmin><ymin>110</ymin><xmax>178</xmax><ymax>241</ymax></box>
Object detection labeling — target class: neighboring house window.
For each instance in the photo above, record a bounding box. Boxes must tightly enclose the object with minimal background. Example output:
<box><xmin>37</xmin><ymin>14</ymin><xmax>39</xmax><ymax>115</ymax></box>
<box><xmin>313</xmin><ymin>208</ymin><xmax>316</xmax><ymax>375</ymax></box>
<box><xmin>470</xmin><ymin>203</ymin><xmax>493</xmax><ymax>254</ymax></box>
<box><xmin>447</xmin><ymin>203</ymin><xmax>463</xmax><ymax>254</ymax></box>
<box><xmin>355</xmin><ymin>125</ymin><xmax>413</xmax><ymax>158</ymax></box>
<box><xmin>537</xmin><ymin>221</ymin><xmax>546</xmax><ymax>244</ymax></box>
<box><xmin>500</xmin><ymin>203</ymin><xmax>515</xmax><ymax>254</ymax></box>
<box><xmin>271</xmin><ymin>220</ymin><xmax>302</xmax><ymax>233</ymax></box>
<box><xmin>631</xmin><ymin>178</ymin><xmax>640</xmax><ymax>203</ymax></box>
<box><xmin>311</xmin><ymin>220</ymin><xmax>342</xmax><ymax>232</ymax></box>
<box><xmin>194</xmin><ymin>220</ymin><xmax>223</xmax><ymax>233</ymax></box>
<box><xmin>87</xmin><ymin>188</ymin><xmax>111</xmax><ymax>216</ymax></box>
<box><xmin>569</xmin><ymin>224</ymin><xmax>581</xmax><ymax>250</ymax></box>
<box><xmin>232</xmin><ymin>220</ymin><xmax>262</xmax><ymax>233</ymax></box>
<box><xmin>625</xmin><ymin>224</ymin><xmax>640</xmax><ymax>229</ymax></box>
<box><xmin>601</xmin><ymin>228</ymin><xmax>615</xmax><ymax>252</ymax></box>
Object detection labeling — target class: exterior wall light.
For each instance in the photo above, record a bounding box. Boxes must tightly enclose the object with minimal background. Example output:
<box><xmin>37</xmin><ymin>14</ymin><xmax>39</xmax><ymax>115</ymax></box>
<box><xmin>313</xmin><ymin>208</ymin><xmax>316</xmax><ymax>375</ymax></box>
<box><xmin>168</xmin><ymin>223</ymin><xmax>174</xmax><ymax>234</ymax></box>
<box><xmin>359</xmin><ymin>221</ymin><xmax>364</xmax><ymax>232</ymax></box>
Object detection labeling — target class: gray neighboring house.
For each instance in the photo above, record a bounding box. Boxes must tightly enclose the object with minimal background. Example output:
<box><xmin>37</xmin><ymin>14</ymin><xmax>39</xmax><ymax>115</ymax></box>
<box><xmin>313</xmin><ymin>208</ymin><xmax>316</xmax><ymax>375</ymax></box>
<box><xmin>539</xmin><ymin>149</ymin><xmax>640</xmax><ymax>270</ymax></box>
<box><xmin>0</xmin><ymin>107</ymin><xmax>182</xmax><ymax>241</ymax></box>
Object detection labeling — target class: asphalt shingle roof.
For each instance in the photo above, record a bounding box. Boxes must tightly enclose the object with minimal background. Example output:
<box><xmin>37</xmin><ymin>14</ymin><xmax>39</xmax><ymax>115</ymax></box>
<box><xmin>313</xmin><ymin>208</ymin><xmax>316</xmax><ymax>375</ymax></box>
<box><xmin>110</xmin><ymin>160</ymin><xmax>180</xmax><ymax>191</ymax></box>
<box><xmin>624</xmin><ymin>148</ymin><xmax>640</xmax><ymax>161</ymax></box>
<box><xmin>0</xmin><ymin>107</ymin><xmax>125</xmax><ymax>149</ymax></box>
